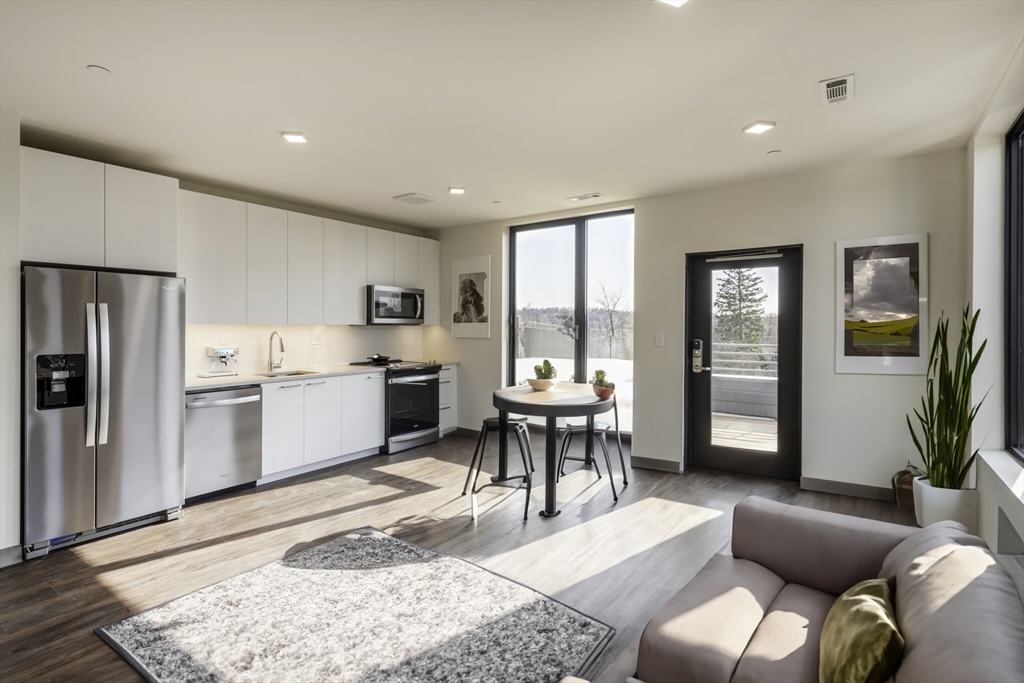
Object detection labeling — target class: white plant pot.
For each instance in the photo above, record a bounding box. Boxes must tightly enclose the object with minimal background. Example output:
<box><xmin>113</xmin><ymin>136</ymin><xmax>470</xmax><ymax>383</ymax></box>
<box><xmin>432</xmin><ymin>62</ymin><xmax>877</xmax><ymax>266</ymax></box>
<box><xmin>912</xmin><ymin>476</ymin><xmax>978</xmax><ymax>533</ymax></box>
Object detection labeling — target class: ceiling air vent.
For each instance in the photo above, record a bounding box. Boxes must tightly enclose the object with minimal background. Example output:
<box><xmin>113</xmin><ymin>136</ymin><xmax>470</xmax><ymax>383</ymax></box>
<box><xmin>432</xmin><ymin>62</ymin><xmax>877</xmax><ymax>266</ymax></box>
<box><xmin>392</xmin><ymin>192</ymin><xmax>435</xmax><ymax>205</ymax></box>
<box><xmin>566</xmin><ymin>192</ymin><xmax>604</xmax><ymax>202</ymax></box>
<box><xmin>819</xmin><ymin>74</ymin><xmax>855</xmax><ymax>106</ymax></box>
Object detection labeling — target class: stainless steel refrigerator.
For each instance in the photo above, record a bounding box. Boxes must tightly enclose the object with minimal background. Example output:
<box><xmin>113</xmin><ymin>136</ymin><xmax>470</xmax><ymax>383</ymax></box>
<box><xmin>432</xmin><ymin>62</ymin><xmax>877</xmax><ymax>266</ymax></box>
<box><xmin>22</xmin><ymin>266</ymin><xmax>185</xmax><ymax>559</ymax></box>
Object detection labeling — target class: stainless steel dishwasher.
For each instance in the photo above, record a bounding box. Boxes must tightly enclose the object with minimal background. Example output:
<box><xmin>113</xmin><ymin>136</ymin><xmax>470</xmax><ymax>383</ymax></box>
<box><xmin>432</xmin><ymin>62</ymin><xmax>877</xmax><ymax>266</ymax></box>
<box><xmin>184</xmin><ymin>385</ymin><xmax>262</xmax><ymax>500</ymax></box>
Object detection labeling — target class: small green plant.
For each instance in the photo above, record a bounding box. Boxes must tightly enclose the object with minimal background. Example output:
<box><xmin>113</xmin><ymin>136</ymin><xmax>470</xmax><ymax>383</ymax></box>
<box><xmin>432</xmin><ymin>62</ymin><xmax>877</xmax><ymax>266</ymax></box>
<box><xmin>534</xmin><ymin>359</ymin><xmax>557</xmax><ymax>380</ymax></box>
<box><xmin>906</xmin><ymin>307</ymin><xmax>987</xmax><ymax>490</ymax></box>
<box><xmin>591</xmin><ymin>369</ymin><xmax>615</xmax><ymax>389</ymax></box>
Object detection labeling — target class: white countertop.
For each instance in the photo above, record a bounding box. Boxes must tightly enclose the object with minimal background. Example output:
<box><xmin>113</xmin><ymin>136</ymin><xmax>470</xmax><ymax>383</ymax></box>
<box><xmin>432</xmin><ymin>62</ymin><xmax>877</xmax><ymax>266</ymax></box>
<box><xmin>185</xmin><ymin>361</ymin><xmax>459</xmax><ymax>392</ymax></box>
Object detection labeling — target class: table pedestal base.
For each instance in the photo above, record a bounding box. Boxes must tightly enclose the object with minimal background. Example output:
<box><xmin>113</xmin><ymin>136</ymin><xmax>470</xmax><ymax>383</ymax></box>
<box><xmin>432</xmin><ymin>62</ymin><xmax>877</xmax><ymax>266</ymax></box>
<box><xmin>538</xmin><ymin>509</ymin><xmax>561</xmax><ymax>518</ymax></box>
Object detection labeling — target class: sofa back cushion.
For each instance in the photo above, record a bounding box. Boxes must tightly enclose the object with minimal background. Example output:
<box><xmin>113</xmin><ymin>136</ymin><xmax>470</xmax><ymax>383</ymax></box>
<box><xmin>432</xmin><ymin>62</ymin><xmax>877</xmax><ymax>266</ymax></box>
<box><xmin>879</xmin><ymin>523</ymin><xmax>1024</xmax><ymax>682</ymax></box>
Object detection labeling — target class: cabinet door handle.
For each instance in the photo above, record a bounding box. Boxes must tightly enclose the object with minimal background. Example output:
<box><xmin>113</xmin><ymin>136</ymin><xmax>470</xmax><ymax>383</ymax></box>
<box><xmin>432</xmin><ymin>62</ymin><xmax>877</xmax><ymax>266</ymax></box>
<box><xmin>306</xmin><ymin>381</ymin><xmax>327</xmax><ymax>386</ymax></box>
<box><xmin>440</xmin><ymin>406</ymin><xmax>450</xmax><ymax>411</ymax></box>
<box><xmin>279</xmin><ymin>383</ymin><xmax>302</xmax><ymax>389</ymax></box>
<box><xmin>439</xmin><ymin>380</ymin><xmax>451</xmax><ymax>384</ymax></box>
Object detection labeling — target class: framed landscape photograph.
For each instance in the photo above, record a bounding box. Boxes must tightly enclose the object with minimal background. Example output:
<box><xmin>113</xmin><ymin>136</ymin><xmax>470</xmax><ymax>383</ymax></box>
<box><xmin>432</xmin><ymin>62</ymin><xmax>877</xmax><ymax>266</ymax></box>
<box><xmin>835</xmin><ymin>234</ymin><xmax>928</xmax><ymax>375</ymax></box>
<box><xmin>452</xmin><ymin>255</ymin><xmax>491</xmax><ymax>338</ymax></box>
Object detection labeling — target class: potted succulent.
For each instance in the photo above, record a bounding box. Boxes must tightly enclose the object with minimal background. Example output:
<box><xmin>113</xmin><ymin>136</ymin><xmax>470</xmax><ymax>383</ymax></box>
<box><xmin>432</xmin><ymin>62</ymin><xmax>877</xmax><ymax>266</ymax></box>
<box><xmin>591</xmin><ymin>369</ymin><xmax>615</xmax><ymax>400</ymax></box>
<box><xmin>527</xmin><ymin>359</ymin><xmax>558</xmax><ymax>391</ymax></box>
<box><xmin>906</xmin><ymin>307</ymin><xmax>986</xmax><ymax>532</ymax></box>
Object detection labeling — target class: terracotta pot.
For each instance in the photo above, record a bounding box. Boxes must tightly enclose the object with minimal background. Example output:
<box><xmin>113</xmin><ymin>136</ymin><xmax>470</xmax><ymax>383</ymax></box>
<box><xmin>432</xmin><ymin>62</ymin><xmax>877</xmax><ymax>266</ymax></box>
<box><xmin>527</xmin><ymin>378</ymin><xmax>557</xmax><ymax>391</ymax></box>
<box><xmin>592</xmin><ymin>385</ymin><xmax>614</xmax><ymax>400</ymax></box>
<box><xmin>912</xmin><ymin>476</ymin><xmax>978</xmax><ymax>532</ymax></box>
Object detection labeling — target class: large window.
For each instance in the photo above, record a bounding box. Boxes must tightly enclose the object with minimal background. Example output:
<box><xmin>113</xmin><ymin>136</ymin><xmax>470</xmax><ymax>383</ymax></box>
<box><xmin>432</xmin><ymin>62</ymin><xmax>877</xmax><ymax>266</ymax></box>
<box><xmin>509</xmin><ymin>210</ymin><xmax>635</xmax><ymax>432</ymax></box>
<box><xmin>1007</xmin><ymin>110</ymin><xmax>1024</xmax><ymax>461</ymax></box>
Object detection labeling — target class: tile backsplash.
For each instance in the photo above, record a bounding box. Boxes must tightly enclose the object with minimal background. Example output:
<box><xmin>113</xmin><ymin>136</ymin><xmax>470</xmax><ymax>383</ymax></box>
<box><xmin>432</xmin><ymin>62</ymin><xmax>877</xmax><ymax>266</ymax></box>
<box><xmin>185</xmin><ymin>324</ymin><xmax>424</xmax><ymax>378</ymax></box>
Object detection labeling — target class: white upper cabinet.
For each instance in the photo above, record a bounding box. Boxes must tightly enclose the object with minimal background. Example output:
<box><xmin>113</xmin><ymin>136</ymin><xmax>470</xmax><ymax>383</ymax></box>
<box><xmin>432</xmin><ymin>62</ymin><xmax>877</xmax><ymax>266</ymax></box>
<box><xmin>287</xmin><ymin>212</ymin><xmax>324</xmax><ymax>325</ymax></box>
<box><xmin>20</xmin><ymin>147</ymin><xmax>177</xmax><ymax>272</ymax></box>
<box><xmin>246</xmin><ymin>204</ymin><xmax>288</xmax><ymax>324</ymax></box>
<box><xmin>104</xmin><ymin>164</ymin><xmax>178</xmax><ymax>273</ymax></box>
<box><xmin>177</xmin><ymin>191</ymin><xmax>247</xmax><ymax>324</ymax></box>
<box><xmin>324</xmin><ymin>219</ymin><xmax>367</xmax><ymax>325</ymax></box>
<box><xmin>418</xmin><ymin>237</ymin><xmax>440</xmax><ymax>325</ymax></box>
<box><xmin>366</xmin><ymin>228</ymin><xmax>394</xmax><ymax>286</ymax></box>
<box><xmin>20</xmin><ymin>147</ymin><xmax>105</xmax><ymax>267</ymax></box>
<box><xmin>393</xmin><ymin>233</ymin><xmax>419</xmax><ymax>288</ymax></box>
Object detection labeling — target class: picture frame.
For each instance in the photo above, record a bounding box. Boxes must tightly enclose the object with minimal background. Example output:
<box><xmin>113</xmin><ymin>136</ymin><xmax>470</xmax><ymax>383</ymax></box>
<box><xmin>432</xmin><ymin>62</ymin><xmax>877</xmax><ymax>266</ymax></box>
<box><xmin>835</xmin><ymin>233</ymin><xmax>929</xmax><ymax>375</ymax></box>
<box><xmin>452</xmin><ymin>255</ymin><xmax>491</xmax><ymax>338</ymax></box>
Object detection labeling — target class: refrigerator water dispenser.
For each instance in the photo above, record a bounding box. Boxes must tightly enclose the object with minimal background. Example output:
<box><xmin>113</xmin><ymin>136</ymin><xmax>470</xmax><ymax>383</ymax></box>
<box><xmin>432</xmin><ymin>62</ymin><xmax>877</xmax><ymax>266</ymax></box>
<box><xmin>35</xmin><ymin>354</ymin><xmax>87</xmax><ymax>410</ymax></box>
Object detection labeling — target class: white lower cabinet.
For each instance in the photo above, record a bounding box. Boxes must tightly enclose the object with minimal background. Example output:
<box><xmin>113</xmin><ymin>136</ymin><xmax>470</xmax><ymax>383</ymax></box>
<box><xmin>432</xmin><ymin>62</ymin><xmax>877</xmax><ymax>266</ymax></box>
<box><xmin>262</xmin><ymin>381</ymin><xmax>305</xmax><ymax>476</ymax></box>
<box><xmin>439</xmin><ymin>364</ymin><xmax>458</xmax><ymax>435</ymax></box>
<box><xmin>342</xmin><ymin>372</ymin><xmax>385</xmax><ymax>455</ymax></box>
<box><xmin>303</xmin><ymin>377</ymin><xmax>343</xmax><ymax>465</ymax></box>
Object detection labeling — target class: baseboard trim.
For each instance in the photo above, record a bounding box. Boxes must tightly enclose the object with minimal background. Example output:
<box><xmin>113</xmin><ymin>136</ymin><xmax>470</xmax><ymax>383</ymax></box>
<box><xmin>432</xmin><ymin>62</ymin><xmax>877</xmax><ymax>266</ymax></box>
<box><xmin>631</xmin><ymin>456</ymin><xmax>681</xmax><ymax>473</ymax></box>
<box><xmin>451</xmin><ymin>427</ymin><xmax>479</xmax><ymax>439</ymax></box>
<box><xmin>0</xmin><ymin>544</ymin><xmax>23</xmax><ymax>569</ymax></box>
<box><xmin>800</xmin><ymin>476</ymin><xmax>894</xmax><ymax>502</ymax></box>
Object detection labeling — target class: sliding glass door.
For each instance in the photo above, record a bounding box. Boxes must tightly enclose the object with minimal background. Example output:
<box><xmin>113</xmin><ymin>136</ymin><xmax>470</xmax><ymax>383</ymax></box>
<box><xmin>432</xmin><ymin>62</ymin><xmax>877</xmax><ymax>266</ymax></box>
<box><xmin>509</xmin><ymin>210</ymin><xmax>635</xmax><ymax>432</ymax></box>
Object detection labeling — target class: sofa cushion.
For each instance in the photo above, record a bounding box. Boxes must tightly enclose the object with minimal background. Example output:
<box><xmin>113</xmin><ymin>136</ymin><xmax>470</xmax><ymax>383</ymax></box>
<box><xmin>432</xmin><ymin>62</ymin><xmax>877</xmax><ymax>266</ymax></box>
<box><xmin>636</xmin><ymin>554</ymin><xmax>785</xmax><ymax>683</ymax></box>
<box><xmin>879</xmin><ymin>523</ymin><xmax>1024</xmax><ymax>683</ymax></box>
<box><xmin>818</xmin><ymin>577</ymin><xmax>904</xmax><ymax>683</ymax></box>
<box><xmin>730</xmin><ymin>583</ymin><xmax>835</xmax><ymax>683</ymax></box>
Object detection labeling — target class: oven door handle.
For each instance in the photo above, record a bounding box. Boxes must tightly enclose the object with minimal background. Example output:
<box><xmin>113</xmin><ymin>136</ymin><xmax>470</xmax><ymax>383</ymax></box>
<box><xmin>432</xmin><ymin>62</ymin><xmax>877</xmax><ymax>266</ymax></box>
<box><xmin>390</xmin><ymin>427</ymin><xmax>439</xmax><ymax>443</ymax></box>
<box><xmin>388</xmin><ymin>375</ymin><xmax>439</xmax><ymax>385</ymax></box>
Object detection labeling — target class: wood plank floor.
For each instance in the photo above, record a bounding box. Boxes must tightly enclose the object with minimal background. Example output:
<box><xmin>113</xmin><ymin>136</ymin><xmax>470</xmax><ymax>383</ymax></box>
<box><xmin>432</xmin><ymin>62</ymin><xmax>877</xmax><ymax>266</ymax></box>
<box><xmin>0</xmin><ymin>433</ymin><xmax>914</xmax><ymax>682</ymax></box>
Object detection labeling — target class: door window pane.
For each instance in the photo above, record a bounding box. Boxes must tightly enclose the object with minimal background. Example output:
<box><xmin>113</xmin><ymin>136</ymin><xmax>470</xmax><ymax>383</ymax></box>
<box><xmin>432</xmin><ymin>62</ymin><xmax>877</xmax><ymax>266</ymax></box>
<box><xmin>513</xmin><ymin>225</ymin><xmax>576</xmax><ymax>385</ymax></box>
<box><xmin>585</xmin><ymin>214</ymin><xmax>635</xmax><ymax>433</ymax></box>
<box><xmin>710</xmin><ymin>266</ymin><xmax>778</xmax><ymax>452</ymax></box>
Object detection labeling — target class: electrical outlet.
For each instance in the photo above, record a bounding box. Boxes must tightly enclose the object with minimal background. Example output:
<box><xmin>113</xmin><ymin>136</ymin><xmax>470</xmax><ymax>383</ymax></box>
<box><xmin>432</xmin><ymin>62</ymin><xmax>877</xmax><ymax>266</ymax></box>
<box><xmin>311</xmin><ymin>332</ymin><xmax>322</xmax><ymax>345</ymax></box>
<box><xmin>655</xmin><ymin>333</ymin><xmax>665</xmax><ymax>347</ymax></box>
<box><xmin>411</xmin><ymin>328</ymin><xmax>421</xmax><ymax>343</ymax></box>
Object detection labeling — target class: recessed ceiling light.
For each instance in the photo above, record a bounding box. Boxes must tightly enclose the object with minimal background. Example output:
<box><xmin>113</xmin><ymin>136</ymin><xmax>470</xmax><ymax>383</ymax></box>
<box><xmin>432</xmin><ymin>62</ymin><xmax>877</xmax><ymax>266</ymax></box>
<box><xmin>566</xmin><ymin>192</ymin><xmax>604</xmax><ymax>202</ymax></box>
<box><xmin>86</xmin><ymin>64</ymin><xmax>111</xmax><ymax>75</ymax></box>
<box><xmin>767</xmin><ymin>149</ymin><xmax>782</xmax><ymax>155</ymax></box>
<box><xmin>656</xmin><ymin>0</ymin><xmax>688</xmax><ymax>7</ymax></box>
<box><xmin>743</xmin><ymin>121</ymin><xmax>776</xmax><ymax>135</ymax></box>
<box><xmin>492</xmin><ymin>200</ymin><xmax>502</xmax><ymax>204</ymax></box>
<box><xmin>281</xmin><ymin>132</ymin><xmax>307</xmax><ymax>143</ymax></box>
<box><xmin>449</xmin><ymin>187</ymin><xmax>465</xmax><ymax>195</ymax></box>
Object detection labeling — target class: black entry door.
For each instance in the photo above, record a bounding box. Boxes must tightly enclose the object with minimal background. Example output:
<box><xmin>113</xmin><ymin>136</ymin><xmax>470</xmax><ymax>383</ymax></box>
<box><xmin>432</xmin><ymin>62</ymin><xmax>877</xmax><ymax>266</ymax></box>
<box><xmin>686</xmin><ymin>246</ymin><xmax>802</xmax><ymax>480</ymax></box>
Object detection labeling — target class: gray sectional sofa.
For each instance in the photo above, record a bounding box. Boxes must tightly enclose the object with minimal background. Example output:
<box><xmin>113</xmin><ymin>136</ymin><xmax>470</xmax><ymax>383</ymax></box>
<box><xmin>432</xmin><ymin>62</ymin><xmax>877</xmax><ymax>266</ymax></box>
<box><xmin>636</xmin><ymin>496</ymin><xmax>1024</xmax><ymax>683</ymax></box>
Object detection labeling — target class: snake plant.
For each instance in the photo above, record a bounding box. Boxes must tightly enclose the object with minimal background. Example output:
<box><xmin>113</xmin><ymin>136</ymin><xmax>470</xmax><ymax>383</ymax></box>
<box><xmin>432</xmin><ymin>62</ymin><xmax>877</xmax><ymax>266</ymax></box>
<box><xmin>906</xmin><ymin>307</ymin><xmax>987</xmax><ymax>490</ymax></box>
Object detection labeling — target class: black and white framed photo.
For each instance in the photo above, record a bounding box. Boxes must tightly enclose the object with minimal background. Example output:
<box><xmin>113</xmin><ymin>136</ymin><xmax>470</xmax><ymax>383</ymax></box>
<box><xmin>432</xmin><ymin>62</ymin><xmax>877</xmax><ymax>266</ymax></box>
<box><xmin>452</xmin><ymin>255</ymin><xmax>490</xmax><ymax>338</ymax></box>
<box><xmin>835</xmin><ymin>233</ymin><xmax>928</xmax><ymax>375</ymax></box>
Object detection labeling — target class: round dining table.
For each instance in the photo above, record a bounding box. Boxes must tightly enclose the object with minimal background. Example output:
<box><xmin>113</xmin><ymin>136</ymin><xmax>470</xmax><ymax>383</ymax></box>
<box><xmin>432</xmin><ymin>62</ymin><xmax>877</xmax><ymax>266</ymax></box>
<box><xmin>492</xmin><ymin>382</ymin><xmax>614</xmax><ymax>517</ymax></box>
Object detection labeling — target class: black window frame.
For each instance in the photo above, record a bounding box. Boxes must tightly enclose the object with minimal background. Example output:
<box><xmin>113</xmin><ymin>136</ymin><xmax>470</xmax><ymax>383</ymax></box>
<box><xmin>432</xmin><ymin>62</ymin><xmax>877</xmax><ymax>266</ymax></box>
<box><xmin>507</xmin><ymin>209</ymin><xmax>635</xmax><ymax>391</ymax></box>
<box><xmin>1006</xmin><ymin>109</ymin><xmax>1024</xmax><ymax>463</ymax></box>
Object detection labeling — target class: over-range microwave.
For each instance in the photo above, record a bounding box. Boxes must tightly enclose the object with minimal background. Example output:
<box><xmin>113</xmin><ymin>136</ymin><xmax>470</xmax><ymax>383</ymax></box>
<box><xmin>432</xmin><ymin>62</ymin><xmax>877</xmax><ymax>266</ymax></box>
<box><xmin>367</xmin><ymin>285</ymin><xmax>424</xmax><ymax>325</ymax></box>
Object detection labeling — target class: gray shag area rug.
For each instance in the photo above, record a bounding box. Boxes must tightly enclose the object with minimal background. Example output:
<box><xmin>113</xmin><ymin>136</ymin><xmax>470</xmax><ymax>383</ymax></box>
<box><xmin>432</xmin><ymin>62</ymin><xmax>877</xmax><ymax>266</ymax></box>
<box><xmin>96</xmin><ymin>528</ymin><xmax>613</xmax><ymax>683</ymax></box>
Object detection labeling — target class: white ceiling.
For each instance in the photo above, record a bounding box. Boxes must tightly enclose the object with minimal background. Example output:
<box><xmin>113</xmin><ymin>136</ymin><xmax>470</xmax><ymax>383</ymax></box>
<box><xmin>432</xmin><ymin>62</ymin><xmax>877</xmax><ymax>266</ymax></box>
<box><xmin>1</xmin><ymin>0</ymin><xmax>1021</xmax><ymax>230</ymax></box>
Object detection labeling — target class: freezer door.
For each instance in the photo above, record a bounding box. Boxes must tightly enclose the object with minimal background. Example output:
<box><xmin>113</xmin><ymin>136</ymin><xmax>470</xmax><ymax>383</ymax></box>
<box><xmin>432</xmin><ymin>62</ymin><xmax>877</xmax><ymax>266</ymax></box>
<box><xmin>95</xmin><ymin>272</ymin><xmax>185</xmax><ymax>527</ymax></box>
<box><xmin>22</xmin><ymin>267</ymin><xmax>97</xmax><ymax>546</ymax></box>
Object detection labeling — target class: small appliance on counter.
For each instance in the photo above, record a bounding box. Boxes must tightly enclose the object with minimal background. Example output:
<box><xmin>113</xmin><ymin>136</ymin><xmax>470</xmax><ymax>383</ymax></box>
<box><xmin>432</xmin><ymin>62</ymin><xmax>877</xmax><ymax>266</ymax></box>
<box><xmin>198</xmin><ymin>347</ymin><xmax>240</xmax><ymax>378</ymax></box>
<box><xmin>352</xmin><ymin>356</ymin><xmax>441</xmax><ymax>453</ymax></box>
<box><xmin>366</xmin><ymin>285</ymin><xmax>425</xmax><ymax>325</ymax></box>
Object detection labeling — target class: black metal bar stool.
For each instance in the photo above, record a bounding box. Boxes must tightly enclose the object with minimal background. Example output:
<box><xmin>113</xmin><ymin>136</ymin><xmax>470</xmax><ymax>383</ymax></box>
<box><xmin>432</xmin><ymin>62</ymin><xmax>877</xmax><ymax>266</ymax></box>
<box><xmin>556</xmin><ymin>395</ymin><xmax>628</xmax><ymax>498</ymax></box>
<box><xmin>465</xmin><ymin>417</ymin><xmax>535</xmax><ymax>522</ymax></box>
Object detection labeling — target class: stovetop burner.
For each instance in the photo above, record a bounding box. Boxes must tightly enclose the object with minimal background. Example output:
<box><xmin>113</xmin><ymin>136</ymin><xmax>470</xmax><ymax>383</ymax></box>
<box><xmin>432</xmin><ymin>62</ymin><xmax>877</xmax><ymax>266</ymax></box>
<box><xmin>350</xmin><ymin>358</ymin><xmax>439</xmax><ymax>372</ymax></box>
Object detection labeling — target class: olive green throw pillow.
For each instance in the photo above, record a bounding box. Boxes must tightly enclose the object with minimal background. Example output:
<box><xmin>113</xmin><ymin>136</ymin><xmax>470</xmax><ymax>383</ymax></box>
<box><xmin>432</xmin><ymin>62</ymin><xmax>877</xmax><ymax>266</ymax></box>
<box><xmin>819</xmin><ymin>577</ymin><xmax>904</xmax><ymax>683</ymax></box>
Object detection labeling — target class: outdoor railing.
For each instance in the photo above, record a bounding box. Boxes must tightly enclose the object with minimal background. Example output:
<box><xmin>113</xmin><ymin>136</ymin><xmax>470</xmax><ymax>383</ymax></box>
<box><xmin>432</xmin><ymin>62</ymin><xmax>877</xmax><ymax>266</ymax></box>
<box><xmin>712</xmin><ymin>342</ymin><xmax>778</xmax><ymax>378</ymax></box>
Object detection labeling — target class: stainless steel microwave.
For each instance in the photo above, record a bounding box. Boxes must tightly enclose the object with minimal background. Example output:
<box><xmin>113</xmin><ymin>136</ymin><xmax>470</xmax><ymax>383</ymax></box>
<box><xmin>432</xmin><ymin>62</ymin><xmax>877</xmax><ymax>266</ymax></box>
<box><xmin>367</xmin><ymin>285</ymin><xmax>424</xmax><ymax>325</ymax></box>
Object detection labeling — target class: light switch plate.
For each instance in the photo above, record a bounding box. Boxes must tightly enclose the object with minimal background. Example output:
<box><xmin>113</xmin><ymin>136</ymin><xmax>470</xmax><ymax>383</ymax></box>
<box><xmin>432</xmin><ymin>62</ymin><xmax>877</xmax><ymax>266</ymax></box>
<box><xmin>655</xmin><ymin>333</ymin><xmax>665</xmax><ymax>347</ymax></box>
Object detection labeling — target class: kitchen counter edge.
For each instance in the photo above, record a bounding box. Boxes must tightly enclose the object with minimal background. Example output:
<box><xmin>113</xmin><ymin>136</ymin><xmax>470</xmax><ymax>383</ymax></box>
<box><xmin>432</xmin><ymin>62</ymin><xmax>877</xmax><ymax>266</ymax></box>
<box><xmin>185</xmin><ymin>361</ymin><xmax>460</xmax><ymax>393</ymax></box>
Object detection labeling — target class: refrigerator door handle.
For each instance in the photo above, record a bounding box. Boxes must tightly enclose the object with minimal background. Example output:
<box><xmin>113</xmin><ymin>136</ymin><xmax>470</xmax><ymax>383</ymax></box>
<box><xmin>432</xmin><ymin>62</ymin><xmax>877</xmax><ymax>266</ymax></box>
<box><xmin>98</xmin><ymin>303</ymin><xmax>111</xmax><ymax>445</ymax></box>
<box><xmin>86</xmin><ymin>303</ymin><xmax>98</xmax><ymax>448</ymax></box>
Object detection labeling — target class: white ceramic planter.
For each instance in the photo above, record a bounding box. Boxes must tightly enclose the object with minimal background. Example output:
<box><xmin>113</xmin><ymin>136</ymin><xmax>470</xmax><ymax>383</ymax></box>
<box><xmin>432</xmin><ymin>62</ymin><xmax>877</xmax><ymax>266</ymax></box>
<box><xmin>526</xmin><ymin>378</ymin><xmax>557</xmax><ymax>391</ymax></box>
<box><xmin>912</xmin><ymin>476</ymin><xmax>979</xmax><ymax>533</ymax></box>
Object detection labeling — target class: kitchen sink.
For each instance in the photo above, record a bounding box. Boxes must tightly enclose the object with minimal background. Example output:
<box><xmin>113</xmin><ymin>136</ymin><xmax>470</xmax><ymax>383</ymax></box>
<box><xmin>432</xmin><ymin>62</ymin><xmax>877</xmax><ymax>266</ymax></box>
<box><xmin>255</xmin><ymin>370</ymin><xmax>320</xmax><ymax>378</ymax></box>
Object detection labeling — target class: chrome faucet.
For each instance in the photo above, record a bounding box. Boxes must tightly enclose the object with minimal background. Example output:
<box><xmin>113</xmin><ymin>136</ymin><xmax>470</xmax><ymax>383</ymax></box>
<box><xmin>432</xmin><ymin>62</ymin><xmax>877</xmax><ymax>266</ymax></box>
<box><xmin>268</xmin><ymin>331</ymin><xmax>285</xmax><ymax>371</ymax></box>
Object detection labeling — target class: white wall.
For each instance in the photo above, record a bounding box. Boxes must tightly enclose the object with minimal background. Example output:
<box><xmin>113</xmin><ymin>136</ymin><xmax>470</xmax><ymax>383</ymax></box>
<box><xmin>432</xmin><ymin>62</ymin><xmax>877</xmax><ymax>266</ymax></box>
<box><xmin>186</xmin><ymin>324</ymin><xmax>423</xmax><ymax>378</ymax></box>
<box><xmin>428</xmin><ymin>149</ymin><xmax>968</xmax><ymax>491</ymax></box>
<box><xmin>0</xmin><ymin>107</ymin><xmax>20</xmax><ymax>563</ymax></box>
<box><xmin>968</xmin><ymin>43</ymin><xmax>1024</xmax><ymax>551</ymax></box>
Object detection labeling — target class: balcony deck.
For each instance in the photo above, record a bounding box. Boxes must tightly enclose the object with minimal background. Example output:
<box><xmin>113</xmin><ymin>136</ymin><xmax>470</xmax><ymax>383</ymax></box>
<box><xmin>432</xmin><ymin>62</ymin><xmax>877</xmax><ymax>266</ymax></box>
<box><xmin>711</xmin><ymin>412</ymin><xmax>778</xmax><ymax>452</ymax></box>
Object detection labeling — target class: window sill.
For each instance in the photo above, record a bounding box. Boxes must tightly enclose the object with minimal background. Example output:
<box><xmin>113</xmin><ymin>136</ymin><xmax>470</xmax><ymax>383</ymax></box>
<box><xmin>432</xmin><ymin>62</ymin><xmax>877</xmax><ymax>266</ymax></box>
<box><xmin>979</xmin><ymin>449</ymin><xmax>1024</xmax><ymax>504</ymax></box>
